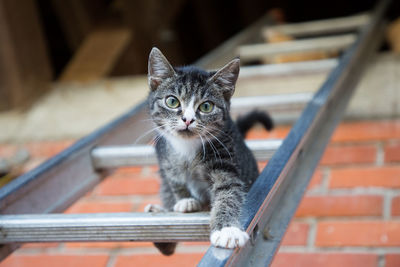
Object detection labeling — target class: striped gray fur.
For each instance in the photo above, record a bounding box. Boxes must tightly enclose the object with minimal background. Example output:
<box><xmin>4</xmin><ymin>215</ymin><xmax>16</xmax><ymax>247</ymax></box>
<box><xmin>146</xmin><ymin>48</ymin><xmax>262</xmax><ymax>255</ymax></box>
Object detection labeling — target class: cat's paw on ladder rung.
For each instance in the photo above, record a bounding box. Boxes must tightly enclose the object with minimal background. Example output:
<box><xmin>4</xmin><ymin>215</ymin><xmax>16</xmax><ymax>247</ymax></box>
<box><xmin>144</xmin><ymin>204</ymin><xmax>165</xmax><ymax>213</ymax></box>
<box><xmin>210</xmin><ymin>227</ymin><xmax>249</xmax><ymax>249</ymax></box>
<box><xmin>173</xmin><ymin>198</ymin><xmax>202</xmax><ymax>213</ymax></box>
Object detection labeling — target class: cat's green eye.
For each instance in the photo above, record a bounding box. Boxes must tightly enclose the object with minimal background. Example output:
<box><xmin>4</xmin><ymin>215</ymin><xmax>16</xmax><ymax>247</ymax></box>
<box><xmin>165</xmin><ymin>96</ymin><xmax>180</xmax><ymax>109</ymax></box>
<box><xmin>199</xmin><ymin>101</ymin><xmax>214</xmax><ymax>113</ymax></box>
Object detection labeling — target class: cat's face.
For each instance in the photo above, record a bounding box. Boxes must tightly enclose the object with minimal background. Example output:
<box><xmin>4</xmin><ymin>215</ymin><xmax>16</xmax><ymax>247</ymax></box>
<box><xmin>147</xmin><ymin>48</ymin><xmax>239</xmax><ymax>140</ymax></box>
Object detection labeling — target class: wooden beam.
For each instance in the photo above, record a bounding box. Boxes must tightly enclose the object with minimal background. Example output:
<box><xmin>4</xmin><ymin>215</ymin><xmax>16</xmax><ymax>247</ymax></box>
<box><xmin>117</xmin><ymin>0</ymin><xmax>185</xmax><ymax>74</ymax></box>
<box><xmin>50</xmin><ymin>0</ymin><xmax>106</xmax><ymax>51</ymax></box>
<box><xmin>0</xmin><ymin>0</ymin><xmax>52</xmax><ymax>110</ymax></box>
<box><xmin>59</xmin><ymin>27</ymin><xmax>131</xmax><ymax>82</ymax></box>
<box><xmin>386</xmin><ymin>17</ymin><xmax>400</xmax><ymax>53</ymax></box>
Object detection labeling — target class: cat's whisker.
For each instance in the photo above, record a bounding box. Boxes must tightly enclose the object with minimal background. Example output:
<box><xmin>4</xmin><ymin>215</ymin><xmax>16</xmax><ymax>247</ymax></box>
<box><xmin>204</xmin><ymin>136</ymin><xmax>217</xmax><ymax>163</ymax></box>
<box><xmin>134</xmin><ymin>124</ymin><xmax>167</xmax><ymax>145</ymax></box>
<box><xmin>207</xmin><ymin>126</ymin><xmax>234</xmax><ymax>142</ymax></box>
<box><xmin>198</xmin><ymin>134</ymin><xmax>206</xmax><ymax>161</ymax></box>
<box><xmin>153</xmin><ymin>131</ymin><xmax>167</xmax><ymax>145</ymax></box>
<box><xmin>196</xmin><ymin>125</ymin><xmax>224</xmax><ymax>163</ymax></box>
<box><xmin>197</xmin><ymin>124</ymin><xmax>231</xmax><ymax>141</ymax></box>
<box><xmin>203</xmin><ymin>128</ymin><xmax>233</xmax><ymax>162</ymax></box>
<box><xmin>204</xmin><ymin>135</ymin><xmax>222</xmax><ymax>164</ymax></box>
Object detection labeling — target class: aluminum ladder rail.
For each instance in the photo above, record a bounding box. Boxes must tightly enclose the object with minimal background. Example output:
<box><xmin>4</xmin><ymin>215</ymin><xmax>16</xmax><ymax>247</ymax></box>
<box><xmin>198</xmin><ymin>0</ymin><xmax>390</xmax><ymax>266</ymax></box>
<box><xmin>0</xmin><ymin>0</ymin><xmax>390</xmax><ymax>264</ymax></box>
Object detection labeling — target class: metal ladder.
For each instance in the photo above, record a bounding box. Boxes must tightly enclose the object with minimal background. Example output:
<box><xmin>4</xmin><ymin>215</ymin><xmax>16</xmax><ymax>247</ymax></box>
<box><xmin>0</xmin><ymin>1</ymin><xmax>391</xmax><ymax>266</ymax></box>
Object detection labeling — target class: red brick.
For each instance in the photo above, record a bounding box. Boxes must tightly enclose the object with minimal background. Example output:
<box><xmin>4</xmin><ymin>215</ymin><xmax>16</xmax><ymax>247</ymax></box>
<box><xmin>66</xmin><ymin>241</ymin><xmax>153</xmax><ymax>249</ymax></box>
<box><xmin>65</xmin><ymin>200</ymin><xmax>132</xmax><ymax>214</ymax></box>
<box><xmin>320</xmin><ymin>145</ymin><xmax>376</xmax><ymax>166</ymax></box>
<box><xmin>182</xmin><ymin>241</ymin><xmax>210</xmax><ymax>246</ymax></box>
<box><xmin>281</xmin><ymin>222</ymin><xmax>309</xmax><ymax>246</ymax></box>
<box><xmin>296</xmin><ymin>195</ymin><xmax>383</xmax><ymax>217</ymax></box>
<box><xmin>106</xmin><ymin>172</ymin><xmax>146</xmax><ymax>180</ymax></box>
<box><xmin>329</xmin><ymin>166</ymin><xmax>400</xmax><ymax>188</ymax></box>
<box><xmin>114</xmin><ymin>253</ymin><xmax>204</xmax><ymax>267</ymax></box>
<box><xmin>246</xmin><ymin>126</ymin><xmax>291</xmax><ymax>140</ymax></box>
<box><xmin>385</xmin><ymin>143</ymin><xmax>400</xmax><ymax>163</ymax></box>
<box><xmin>95</xmin><ymin>177</ymin><xmax>160</xmax><ymax>196</ymax></box>
<box><xmin>107</xmin><ymin>166</ymin><xmax>159</xmax><ymax>180</ymax></box>
<box><xmin>22</xmin><ymin>158</ymin><xmax>46</xmax><ymax>172</ymax></box>
<box><xmin>316</xmin><ymin>221</ymin><xmax>400</xmax><ymax>247</ymax></box>
<box><xmin>21</xmin><ymin>243</ymin><xmax>59</xmax><ymax>249</ymax></box>
<box><xmin>0</xmin><ymin>254</ymin><xmax>109</xmax><ymax>267</ymax></box>
<box><xmin>24</xmin><ymin>140</ymin><xmax>75</xmax><ymax>158</ymax></box>
<box><xmin>307</xmin><ymin>169</ymin><xmax>323</xmax><ymax>190</ymax></box>
<box><xmin>392</xmin><ymin>196</ymin><xmax>400</xmax><ymax>216</ymax></box>
<box><xmin>386</xmin><ymin>254</ymin><xmax>400</xmax><ymax>267</ymax></box>
<box><xmin>271</xmin><ymin>253</ymin><xmax>378</xmax><ymax>267</ymax></box>
<box><xmin>331</xmin><ymin>120</ymin><xmax>400</xmax><ymax>142</ymax></box>
<box><xmin>114</xmin><ymin>166</ymin><xmax>143</xmax><ymax>175</ymax></box>
<box><xmin>259</xmin><ymin>165</ymin><xmax>321</xmax><ymax>190</ymax></box>
<box><xmin>0</xmin><ymin>144</ymin><xmax>17</xmax><ymax>158</ymax></box>
<box><xmin>258</xmin><ymin>161</ymin><xmax>268</xmax><ymax>172</ymax></box>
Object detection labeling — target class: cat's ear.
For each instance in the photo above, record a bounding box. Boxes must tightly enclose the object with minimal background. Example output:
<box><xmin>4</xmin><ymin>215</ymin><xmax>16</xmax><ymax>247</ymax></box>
<box><xmin>208</xmin><ymin>58</ymin><xmax>240</xmax><ymax>100</ymax></box>
<box><xmin>148</xmin><ymin>47</ymin><xmax>175</xmax><ymax>91</ymax></box>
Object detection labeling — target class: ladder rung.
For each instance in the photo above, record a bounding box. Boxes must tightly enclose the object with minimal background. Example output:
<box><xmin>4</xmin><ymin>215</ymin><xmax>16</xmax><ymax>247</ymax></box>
<box><xmin>91</xmin><ymin>139</ymin><xmax>283</xmax><ymax>169</ymax></box>
<box><xmin>239</xmin><ymin>59</ymin><xmax>337</xmax><ymax>78</ymax></box>
<box><xmin>0</xmin><ymin>212</ymin><xmax>210</xmax><ymax>243</ymax></box>
<box><xmin>231</xmin><ymin>93</ymin><xmax>312</xmax><ymax>114</ymax></box>
<box><xmin>238</xmin><ymin>34</ymin><xmax>356</xmax><ymax>62</ymax></box>
<box><xmin>262</xmin><ymin>13</ymin><xmax>370</xmax><ymax>37</ymax></box>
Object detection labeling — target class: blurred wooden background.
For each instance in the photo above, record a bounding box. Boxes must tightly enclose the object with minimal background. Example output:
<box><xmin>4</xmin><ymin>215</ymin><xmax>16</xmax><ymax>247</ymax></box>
<box><xmin>0</xmin><ymin>0</ymin><xmax>389</xmax><ymax>111</ymax></box>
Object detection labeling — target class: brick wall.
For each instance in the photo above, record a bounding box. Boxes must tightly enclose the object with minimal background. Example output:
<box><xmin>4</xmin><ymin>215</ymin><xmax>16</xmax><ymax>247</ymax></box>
<box><xmin>1</xmin><ymin>119</ymin><xmax>400</xmax><ymax>267</ymax></box>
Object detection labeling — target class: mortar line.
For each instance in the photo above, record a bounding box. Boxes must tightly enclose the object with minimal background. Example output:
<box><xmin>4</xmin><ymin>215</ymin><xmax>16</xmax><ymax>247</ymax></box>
<box><xmin>378</xmin><ymin>254</ymin><xmax>386</xmax><ymax>267</ymax></box>
<box><xmin>376</xmin><ymin>141</ymin><xmax>385</xmax><ymax>167</ymax></box>
<box><xmin>320</xmin><ymin>166</ymin><xmax>331</xmax><ymax>194</ymax></box>
<box><xmin>105</xmin><ymin>252</ymin><xmax>118</xmax><ymax>267</ymax></box>
<box><xmin>306</xmin><ymin>218</ymin><xmax>317</xmax><ymax>251</ymax></box>
<box><xmin>383</xmin><ymin>193</ymin><xmax>393</xmax><ymax>221</ymax></box>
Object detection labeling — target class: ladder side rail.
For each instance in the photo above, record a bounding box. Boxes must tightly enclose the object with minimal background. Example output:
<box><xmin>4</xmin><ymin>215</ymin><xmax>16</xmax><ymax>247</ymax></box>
<box><xmin>198</xmin><ymin>0</ymin><xmax>390</xmax><ymax>266</ymax></box>
<box><xmin>0</xmin><ymin>102</ymin><xmax>153</xmax><ymax>260</ymax></box>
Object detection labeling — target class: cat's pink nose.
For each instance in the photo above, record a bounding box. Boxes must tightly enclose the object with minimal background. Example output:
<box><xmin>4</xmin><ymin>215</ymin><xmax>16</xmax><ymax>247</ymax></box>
<box><xmin>182</xmin><ymin>117</ymin><xmax>194</xmax><ymax>126</ymax></box>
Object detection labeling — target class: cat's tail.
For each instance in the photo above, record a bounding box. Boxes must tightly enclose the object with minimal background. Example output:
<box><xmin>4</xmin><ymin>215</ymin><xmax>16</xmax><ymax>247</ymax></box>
<box><xmin>144</xmin><ymin>204</ymin><xmax>177</xmax><ymax>256</ymax></box>
<box><xmin>236</xmin><ymin>110</ymin><xmax>274</xmax><ymax>137</ymax></box>
<box><xmin>154</xmin><ymin>242</ymin><xmax>177</xmax><ymax>256</ymax></box>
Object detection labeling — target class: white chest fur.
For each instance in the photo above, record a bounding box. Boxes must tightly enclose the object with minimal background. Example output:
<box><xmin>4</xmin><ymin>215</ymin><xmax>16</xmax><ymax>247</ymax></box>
<box><xmin>165</xmin><ymin>134</ymin><xmax>202</xmax><ymax>161</ymax></box>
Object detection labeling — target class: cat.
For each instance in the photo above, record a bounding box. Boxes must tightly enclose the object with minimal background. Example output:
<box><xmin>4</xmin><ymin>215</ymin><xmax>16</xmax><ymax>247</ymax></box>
<box><xmin>145</xmin><ymin>47</ymin><xmax>273</xmax><ymax>255</ymax></box>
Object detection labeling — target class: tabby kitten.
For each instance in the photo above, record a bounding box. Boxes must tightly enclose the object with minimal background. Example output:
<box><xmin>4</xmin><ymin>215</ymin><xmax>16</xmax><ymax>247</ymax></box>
<box><xmin>145</xmin><ymin>48</ymin><xmax>272</xmax><ymax>255</ymax></box>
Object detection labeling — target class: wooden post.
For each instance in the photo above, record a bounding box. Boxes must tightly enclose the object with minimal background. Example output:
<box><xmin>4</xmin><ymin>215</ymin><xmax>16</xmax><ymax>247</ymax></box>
<box><xmin>116</xmin><ymin>0</ymin><xmax>185</xmax><ymax>74</ymax></box>
<box><xmin>49</xmin><ymin>0</ymin><xmax>106</xmax><ymax>51</ymax></box>
<box><xmin>0</xmin><ymin>0</ymin><xmax>52</xmax><ymax>110</ymax></box>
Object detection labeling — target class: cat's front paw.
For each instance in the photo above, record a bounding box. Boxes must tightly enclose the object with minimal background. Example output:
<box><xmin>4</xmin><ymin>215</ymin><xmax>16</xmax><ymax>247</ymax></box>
<box><xmin>173</xmin><ymin>198</ymin><xmax>201</xmax><ymax>213</ymax></box>
<box><xmin>210</xmin><ymin>227</ymin><xmax>249</xmax><ymax>249</ymax></box>
<box><xmin>144</xmin><ymin>204</ymin><xmax>165</xmax><ymax>213</ymax></box>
